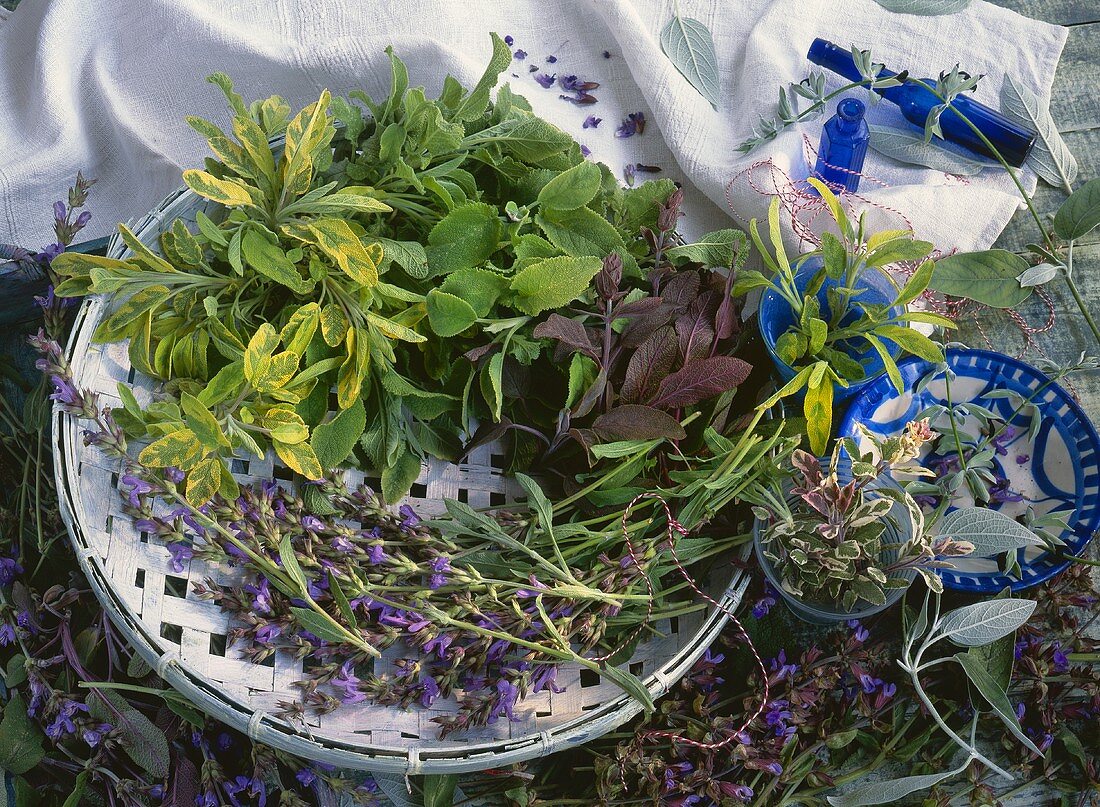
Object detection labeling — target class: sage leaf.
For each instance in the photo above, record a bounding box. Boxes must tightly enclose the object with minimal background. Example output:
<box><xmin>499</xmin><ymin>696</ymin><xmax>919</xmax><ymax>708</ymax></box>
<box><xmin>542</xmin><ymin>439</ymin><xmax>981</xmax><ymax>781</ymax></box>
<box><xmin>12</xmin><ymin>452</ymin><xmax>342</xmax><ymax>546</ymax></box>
<box><xmin>804</xmin><ymin>367</ymin><xmax>833</xmax><ymax>456</ymax></box>
<box><xmin>182</xmin><ymin>169</ymin><xmax>258</xmax><ymax>208</ymax></box>
<box><xmin>875</xmin><ymin>325</ymin><xmax>943</xmax><ymax>363</ymax></box>
<box><xmin>376</xmin><ymin>237</ymin><xmax>429</xmax><ymax>279</ymax></box>
<box><xmin>61</xmin><ymin>771</ymin><xmax>89</xmax><ymax>807</ymax></box>
<box><xmin>462</xmin><ymin>116</ymin><xmax>575</xmax><ymax>166</ymax></box>
<box><xmin>88</xmin><ymin>688</ymin><xmax>170</xmax><ymax>778</ymax></box>
<box><xmin>425</xmin><ymin>289</ymin><xmax>479</xmax><ymax>337</ymax></box>
<box><xmin>536</xmin><ymin>206</ymin><xmax>627</xmax><ymax>258</ymax></box>
<box><xmin>664</xmin><ymin>229</ymin><xmax>747</xmax><ymax>268</ymax></box>
<box><xmin>937</xmin><ymin>598</ymin><xmax>1037</xmax><ymax>646</ymax></box>
<box><xmin>241</xmin><ymin>229</ymin><xmax>313</xmax><ymax>294</ymax></box>
<box><xmin>648</xmin><ymin>356</ymin><xmax>752</xmax><ymax>409</ymax></box>
<box><xmin>600</xmin><ymin>664</ymin><xmax>655</xmax><ymax>712</ymax></box>
<box><xmin>273</xmin><ymin>438</ymin><xmax>323</xmax><ymax>480</ymax></box>
<box><xmin>289</xmin><ymin>607</ymin><xmax>351</xmax><ymax>643</ymax></box>
<box><xmin>304</xmin><ymin>218</ymin><xmax>382</xmax><ymax>287</ymax></box>
<box><xmin>452</xmin><ymin>33</ymin><xmax>512</xmax><ymax>123</ymax></box>
<box><xmin>537</xmin><ymin>160</ymin><xmax>602</xmax><ymax>210</ymax></box>
<box><xmin>381</xmin><ymin>448</ymin><xmax>423</xmax><ymax>504</ymax></box>
<box><xmin>826</xmin><ymin>767</ymin><xmax>963</xmax><ymax>806</ymax></box>
<box><xmin>426</xmin><ymin>202</ymin><xmax>502</xmax><ymax>276</ymax></box>
<box><xmin>0</xmin><ymin>692</ymin><xmax>44</xmax><ymax>775</ymax></box>
<box><xmin>938</xmin><ymin>507</ymin><xmax>1043</xmax><ymax>557</ymax></box>
<box><xmin>1016</xmin><ymin>262</ymin><xmax>1058</xmax><ymax>288</ymax></box>
<box><xmin>138</xmin><ymin>429</ymin><xmax>204</xmax><ymax>470</ymax></box>
<box><xmin>868</xmin><ymin>124</ymin><xmax>987</xmax><ymax>175</ymax></box>
<box><xmin>510</xmin><ymin>256</ymin><xmax>602</xmax><ymax>315</ymax></box>
<box><xmin>439</xmin><ymin>268</ymin><xmax>509</xmax><ymax>317</ymax></box>
<box><xmin>659</xmin><ymin>15</ymin><xmax>720</xmax><ymax>107</ymax></box>
<box><xmin>312</xmin><ymin>398</ymin><xmax>366</xmax><ymax>468</ymax></box>
<box><xmin>1000</xmin><ymin>74</ymin><xmax>1077</xmax><ymax>194</ymax></box>
<box><xmin>164</xmin><ymin>752</ymin><xmax>202</xmax><ymax>807</ymax></box>
<box><xmin>954</xmin><ymin>653</ymin><xmax>1043</xmax><ymax>755</ymax></box>
<box><xmin>422</xmin><ymin>774</ymin><xmax>460</xmax><ymax>807</ymax></box>
<box><xmin>870</xmin><ymin>0</ymin><xmax>970</xmax><ymax>14</ymax></box>
<box><xmin>592</xmin><ymin>405</ymin><xmax>687</xmax><ymax>441</ymax></box>
<box><xmin>930</xmin><ymin>250</ymin><xmax>1031</xmax><ymax>308</ymax></box>
<box><xmin>1053</xmin><ymin>177</ymin><xmax>1100</xmax><ymax>240</ymax></box>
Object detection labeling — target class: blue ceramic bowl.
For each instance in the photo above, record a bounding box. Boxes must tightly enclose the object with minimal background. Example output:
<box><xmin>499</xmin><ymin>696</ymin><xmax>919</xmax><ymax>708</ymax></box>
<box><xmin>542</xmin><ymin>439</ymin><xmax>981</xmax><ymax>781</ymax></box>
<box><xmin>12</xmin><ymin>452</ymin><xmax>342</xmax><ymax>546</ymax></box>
<box><xmin>758</xmin><ymin>258</ymin><xmax>903</xmax><ymax>403</ymax></box>
<box><xmin>838</xmin><ymin>349</ymin><xmax>1100</xmax><ymax>593</ymax></box>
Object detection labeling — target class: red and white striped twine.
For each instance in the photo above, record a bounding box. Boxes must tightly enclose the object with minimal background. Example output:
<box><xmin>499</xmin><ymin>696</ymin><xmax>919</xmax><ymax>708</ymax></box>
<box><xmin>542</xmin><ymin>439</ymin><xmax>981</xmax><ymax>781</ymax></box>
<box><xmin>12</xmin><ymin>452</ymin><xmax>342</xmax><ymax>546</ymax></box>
<box><xmin>595</xmin><ymin>493</ymin><xmax>771</xmax><ymax>757</ymax></box>
<box><xmin>722</xmin><ymin>138</ymin><xmax>1059</xmax><ymax>362</ymax></box>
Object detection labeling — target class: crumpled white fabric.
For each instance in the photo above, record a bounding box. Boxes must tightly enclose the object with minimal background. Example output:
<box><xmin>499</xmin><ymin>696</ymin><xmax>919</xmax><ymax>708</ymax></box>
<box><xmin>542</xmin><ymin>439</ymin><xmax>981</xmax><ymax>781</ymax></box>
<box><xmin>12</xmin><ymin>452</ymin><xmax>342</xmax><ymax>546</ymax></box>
<box><xmin>0</xmin><ymin>0</ymin><xmax>1065</xmax><ymax>253</ymax></box>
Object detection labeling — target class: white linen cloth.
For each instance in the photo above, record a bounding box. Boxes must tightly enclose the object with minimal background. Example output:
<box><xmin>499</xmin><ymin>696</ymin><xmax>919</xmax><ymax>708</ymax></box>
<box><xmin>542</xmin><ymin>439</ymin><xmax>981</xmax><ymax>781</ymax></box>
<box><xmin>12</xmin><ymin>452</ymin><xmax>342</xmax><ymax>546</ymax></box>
<box><xmin>0</xmin><ymin>0</ymin><xmax>1066</xmax><ymax>253</ymax></box>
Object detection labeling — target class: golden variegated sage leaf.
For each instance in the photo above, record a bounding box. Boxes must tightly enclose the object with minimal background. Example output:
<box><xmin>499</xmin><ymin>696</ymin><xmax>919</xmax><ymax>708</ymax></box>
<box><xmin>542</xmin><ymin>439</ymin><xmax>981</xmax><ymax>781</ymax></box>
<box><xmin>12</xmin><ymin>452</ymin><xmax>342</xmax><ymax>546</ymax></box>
<box><xmin>180</xmin><ymin>392</ymin><xmax>230</xmax><ymax>449</ymax></box>
<box><xmin>185</xmin><ymin>456</ymin><xmax>222</xmax><ymax>506</ymax></box>
<box><xmin>305</xmin><ymin>218</ymin><xmax>381</xmax><ymax>286</ymax></box>
<box><xmin>138</xmin><ymin>429</ymin><xmax>205</xmax><ymax>470</ymax></box>
<box><xmin>273</xmin><ymin>439</ymin><xmax>323</xmax><ymax>480</ymax></box>
<box><xmin>244</xmin><ymin>323</ymin><xmax>279</xmax><ymax>386</ymax></box>
<box><xmin>263</xmin><ymin>406</ymin><xmax>309</xmax><ymax>445</ymax></box>
<box><xmin>182</xmin><ymin>169</ymin><xmax>258</xmax><ymax>208</ymax></box>
<box><xmin>253</xmin><ymin>351</ymin><xmax>300</xmax><ymax>393</ymax></box>
<box><xmin>280</xmin><ymin>303</ymin><xmax>320</xmax><ymax>356</ymax></box>
<box><xmin>320</xmin><ymin>303</ymin><xmax>349</xmax><ymax>347</ymax></box>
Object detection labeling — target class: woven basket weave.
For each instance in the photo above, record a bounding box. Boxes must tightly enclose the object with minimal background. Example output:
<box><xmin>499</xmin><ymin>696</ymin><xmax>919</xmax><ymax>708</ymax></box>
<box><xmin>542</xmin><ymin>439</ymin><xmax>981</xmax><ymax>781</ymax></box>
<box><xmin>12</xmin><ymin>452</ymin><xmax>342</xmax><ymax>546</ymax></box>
<box><xmin>53</xmin><ymin>185</ymin><xmax>748</xmax><ymax>774</ymax></box>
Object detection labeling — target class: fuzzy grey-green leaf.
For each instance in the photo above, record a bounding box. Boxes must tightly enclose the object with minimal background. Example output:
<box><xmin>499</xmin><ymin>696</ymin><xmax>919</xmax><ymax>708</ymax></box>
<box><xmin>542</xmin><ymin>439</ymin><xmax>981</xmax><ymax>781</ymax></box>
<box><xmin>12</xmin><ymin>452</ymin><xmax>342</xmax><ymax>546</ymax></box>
<box><xmin>660</xmin><ymin>15</ymin><xmax>720</xmax><ymax>107</ymax></box>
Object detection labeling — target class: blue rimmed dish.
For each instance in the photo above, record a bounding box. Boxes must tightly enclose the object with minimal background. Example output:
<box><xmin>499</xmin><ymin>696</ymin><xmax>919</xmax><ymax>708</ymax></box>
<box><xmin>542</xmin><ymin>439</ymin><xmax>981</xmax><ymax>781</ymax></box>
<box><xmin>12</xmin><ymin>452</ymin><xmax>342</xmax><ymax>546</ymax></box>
<box><xmin>837</xmin><ymin>348</ymin><xmax>1100</xmax><ymax>593</ymax></box>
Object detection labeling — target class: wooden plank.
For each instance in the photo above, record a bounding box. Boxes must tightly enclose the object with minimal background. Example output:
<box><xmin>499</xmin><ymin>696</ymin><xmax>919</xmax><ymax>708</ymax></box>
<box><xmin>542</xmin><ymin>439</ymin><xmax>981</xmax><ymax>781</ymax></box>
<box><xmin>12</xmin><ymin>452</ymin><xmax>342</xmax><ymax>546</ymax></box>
<box><xmin>991</xmin><ymin>0</ymin><xmax>1100</xmax><ymax>27</ymax></box>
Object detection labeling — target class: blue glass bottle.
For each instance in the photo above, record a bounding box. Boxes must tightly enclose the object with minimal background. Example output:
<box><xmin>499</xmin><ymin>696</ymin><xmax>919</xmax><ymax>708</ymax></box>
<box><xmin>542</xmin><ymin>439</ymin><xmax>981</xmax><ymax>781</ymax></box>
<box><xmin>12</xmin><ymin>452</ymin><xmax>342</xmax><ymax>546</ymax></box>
<box><xmin>814</xmin><ymin>98</ymin><xmax>869</xmax><ymax>193</ymax></box>
<box><xmin>806</xmin><ymin>38</ymin><xmax>1036</xmax><ymax>167</ymax></box>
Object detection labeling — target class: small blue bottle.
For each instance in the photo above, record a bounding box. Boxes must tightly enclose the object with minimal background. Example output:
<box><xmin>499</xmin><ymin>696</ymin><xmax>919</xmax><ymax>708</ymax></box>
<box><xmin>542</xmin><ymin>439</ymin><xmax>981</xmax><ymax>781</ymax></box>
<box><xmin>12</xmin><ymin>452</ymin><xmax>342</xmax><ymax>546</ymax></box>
<box><xmin>807</xmin><ymin>38</ymin><xmax>1036</xmax><ymax>167</ymax></box>
<box><xmin>814</xmin><ymin>98</ymin><xmax>869</xmax><ymax>193</ymax></box>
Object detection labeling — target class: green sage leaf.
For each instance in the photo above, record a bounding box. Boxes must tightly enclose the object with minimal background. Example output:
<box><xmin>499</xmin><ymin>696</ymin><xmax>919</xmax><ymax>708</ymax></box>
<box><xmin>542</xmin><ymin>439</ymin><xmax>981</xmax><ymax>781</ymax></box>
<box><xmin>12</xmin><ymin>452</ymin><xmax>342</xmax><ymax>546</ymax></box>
<box><xmin>1053</xmin><ymin>177</ymin><xmax>1100</xmax><ymax>240</ymax></box>
<box><xmin>930</xmin><ymin>250</ymin><xmax>1031</xmax><ymax>308</ymax></box>
<box><xmin>509</xmin><ymin>256</ymin><xmax>602</xmax><ymax>315</ymax></box>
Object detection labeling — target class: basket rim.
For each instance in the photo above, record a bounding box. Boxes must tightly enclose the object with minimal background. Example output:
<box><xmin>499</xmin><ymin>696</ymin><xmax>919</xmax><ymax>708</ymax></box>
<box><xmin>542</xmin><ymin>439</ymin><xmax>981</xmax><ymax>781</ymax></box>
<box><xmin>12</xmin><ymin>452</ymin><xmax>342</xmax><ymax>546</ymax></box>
<box><xmin>53</xmin><ymin>183</ymin><xmax>748</xmax><ymax>773</ymax></box>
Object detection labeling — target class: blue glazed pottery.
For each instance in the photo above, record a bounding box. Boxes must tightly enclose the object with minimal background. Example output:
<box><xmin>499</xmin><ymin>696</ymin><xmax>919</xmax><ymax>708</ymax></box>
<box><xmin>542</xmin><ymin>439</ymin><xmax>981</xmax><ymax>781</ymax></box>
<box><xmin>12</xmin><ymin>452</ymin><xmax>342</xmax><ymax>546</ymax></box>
<box><xmin>838</xmin><ymin>348</ymin><xmax>1100</xmax><ymax>593</ymax></box>
<box><xmin>758</xmin><ymin>257</ymin><xmax>903</xmax><ymax>403</ymax></box>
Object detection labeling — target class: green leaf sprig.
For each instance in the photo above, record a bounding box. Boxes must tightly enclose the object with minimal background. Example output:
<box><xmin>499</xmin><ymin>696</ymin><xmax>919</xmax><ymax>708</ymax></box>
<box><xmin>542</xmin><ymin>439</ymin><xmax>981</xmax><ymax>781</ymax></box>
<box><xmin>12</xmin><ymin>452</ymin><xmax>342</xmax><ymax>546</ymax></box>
<box><xmin>740</xmin><ymin>179</ymin><xmax>953</xmax><ymax>454</ymax></box>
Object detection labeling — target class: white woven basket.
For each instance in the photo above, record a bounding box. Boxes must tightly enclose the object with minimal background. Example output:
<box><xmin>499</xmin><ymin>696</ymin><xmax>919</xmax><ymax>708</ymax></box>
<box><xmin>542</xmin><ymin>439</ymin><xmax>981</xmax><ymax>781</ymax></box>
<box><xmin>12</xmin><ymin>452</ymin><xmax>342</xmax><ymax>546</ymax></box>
<box><xmin>53</xmin><ymin>185</ymin><xmax>748</xmax><ymax>774</ymax></box>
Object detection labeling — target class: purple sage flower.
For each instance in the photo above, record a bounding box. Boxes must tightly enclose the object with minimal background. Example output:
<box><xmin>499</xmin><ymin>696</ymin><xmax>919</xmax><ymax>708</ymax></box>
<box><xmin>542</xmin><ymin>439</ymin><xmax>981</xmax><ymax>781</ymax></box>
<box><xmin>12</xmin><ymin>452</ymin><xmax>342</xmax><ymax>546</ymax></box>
<box><xmin>399</xmin><ymin>504</ymin><xmax>420</xmax><ymax>528</ymax></box>
<box><xmin>120</xmin><ymin>473</ymin><xmax>154</xmax><ymax>507</ymax></box>
<box><xmin>615</xmin><ymin>111</ymin><xmax>646</xmax><ymax>138</ymax></box>
<box><xmin>847</xmin><ymin>619</ymin><xmax>869</xmax><ymax>643</ymax></box>
<box><xmin>332</xmin><ymin>660</ymin><xmax>368</xmax><ymax>704</ymax></box>
<box><xmin>534</xmin><ymin>73</ymin><xmax>556</xmax><ymax>89</ymax></box>
<box><xmin>513</xmin><ymin>49</ymin><xmax>527</xmax><ymax>60</ymax></box>
<box><xmin>166</xmin><ymin>541</ymin><xmax>192</xmax><ymax>573</ymax></box>
<box><xmin>82</xmin><ymin>722</ymin><xmax>111</xmax><ymax>747</ymax></box>
<box><xmin>419</xmin><ymin>675</ymin><xmax>441</xmax><ymax>707</ymax></box>
<box><xmin>1052</xmin><ymin>642</ymin><xmax>1070</xmax><ymax>672</ymax></box>
<box><xmin>582</xmin><ymin>115</ymin><xmax>602</xmax><ymax>129</ymax></box>
<box><xmin>0</xmin><ymin>557</ymin><xmax>23</xmax><ymax>586</ymax></box>
<box><xmin>489</xmin><ymin>678</ymin><xmax>520</xmax><ymax>723</ymax></box>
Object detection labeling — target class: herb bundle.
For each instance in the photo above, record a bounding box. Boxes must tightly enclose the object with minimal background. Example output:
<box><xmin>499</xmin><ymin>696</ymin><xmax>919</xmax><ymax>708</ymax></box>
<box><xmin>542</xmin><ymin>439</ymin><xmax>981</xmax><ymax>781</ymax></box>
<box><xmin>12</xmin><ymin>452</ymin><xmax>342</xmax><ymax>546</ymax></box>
<box><xmin>51</xmin><ymin>35</ymin><xmax>702</xmax><ymax>506</ymax></box>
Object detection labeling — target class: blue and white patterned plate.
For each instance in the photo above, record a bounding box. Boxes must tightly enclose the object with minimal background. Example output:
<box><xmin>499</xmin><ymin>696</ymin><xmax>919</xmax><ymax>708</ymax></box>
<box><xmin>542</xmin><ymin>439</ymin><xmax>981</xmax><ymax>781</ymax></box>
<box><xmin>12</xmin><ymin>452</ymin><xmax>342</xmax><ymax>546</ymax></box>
<box><xmin>837</xmin><ymin>349</ymin><xmax>1100</xmax><ymax>593</ymax></box>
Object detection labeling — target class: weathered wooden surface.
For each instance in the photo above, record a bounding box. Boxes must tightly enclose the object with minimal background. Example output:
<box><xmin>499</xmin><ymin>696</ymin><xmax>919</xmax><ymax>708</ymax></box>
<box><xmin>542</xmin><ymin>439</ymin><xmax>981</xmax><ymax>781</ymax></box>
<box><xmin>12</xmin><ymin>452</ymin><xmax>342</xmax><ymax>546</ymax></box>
<box><xmin>983</xmin><ymin>10</ymin><xmax>1100</xmax><ymax>432</ymax></box>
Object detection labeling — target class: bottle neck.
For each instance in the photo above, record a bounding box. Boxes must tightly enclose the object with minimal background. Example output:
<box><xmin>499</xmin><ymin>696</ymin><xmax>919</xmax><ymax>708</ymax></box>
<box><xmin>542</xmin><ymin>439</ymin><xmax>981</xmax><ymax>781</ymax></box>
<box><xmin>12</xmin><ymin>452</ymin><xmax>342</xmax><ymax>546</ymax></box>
<box><xmin>806</xmin><ymin>38</ymin><xmax>911</xmax><ymax>102</ymax></box>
